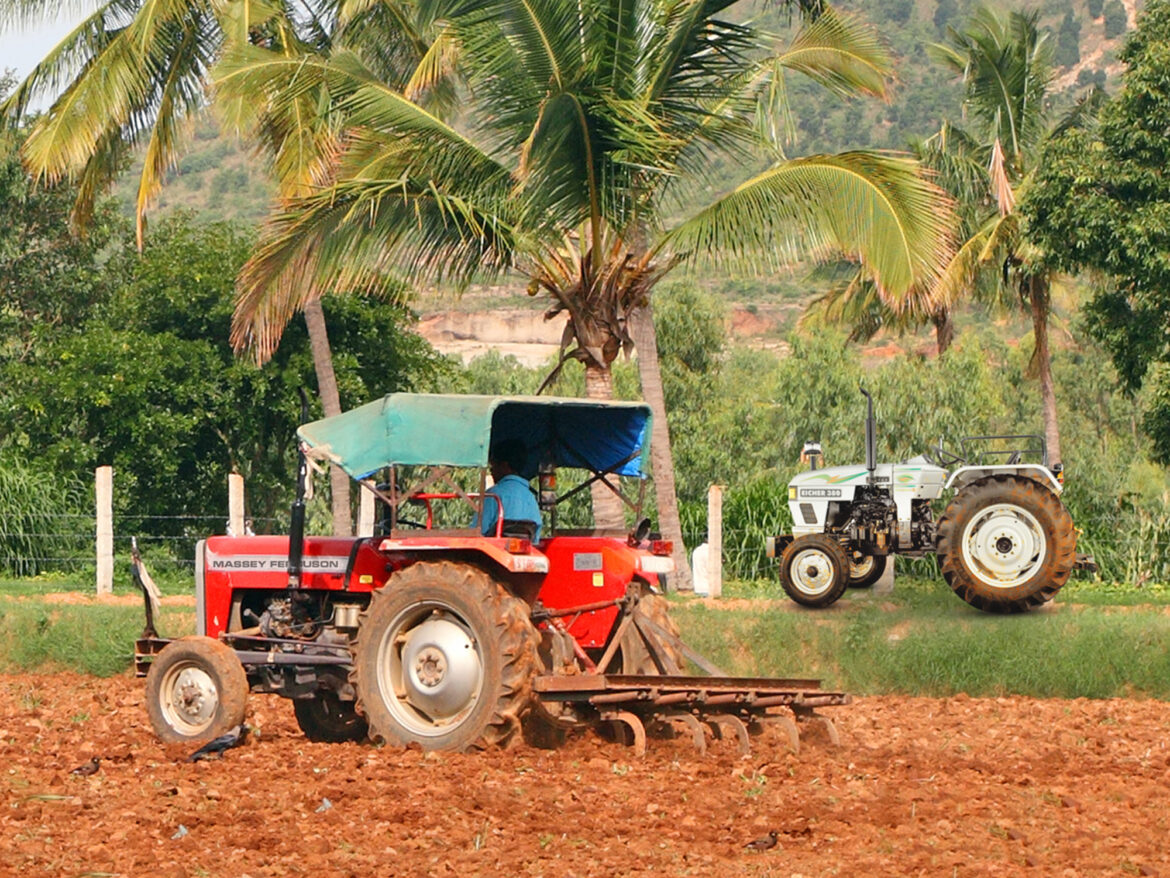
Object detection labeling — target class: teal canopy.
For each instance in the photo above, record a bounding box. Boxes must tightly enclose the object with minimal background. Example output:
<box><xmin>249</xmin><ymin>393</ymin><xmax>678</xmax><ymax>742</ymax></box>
<box><xmin>297</xmin><ymin>393</ymin><xmax>653</xmax><ymax>481</ymax></box>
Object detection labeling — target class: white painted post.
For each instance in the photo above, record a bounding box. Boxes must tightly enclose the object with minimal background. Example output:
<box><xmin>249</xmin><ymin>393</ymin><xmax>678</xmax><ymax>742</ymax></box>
<box><xmin>95</xmin><ymin>466</ymin><xmax>113</xmax><ymax>595</ymax></box>
<box><xmin>228</xmin><ymin>473</ymin><xmax>245</xmax><ymax>536</ymax></box>
<box><xmin>358</xmin><ymin>480</ymin><xmax>376</xmax><ymax>537</ymax></box>
<box><xmin>707</xmin><ymin>484</ymin><xmax>723</xmax><ymax>599</ymax></box>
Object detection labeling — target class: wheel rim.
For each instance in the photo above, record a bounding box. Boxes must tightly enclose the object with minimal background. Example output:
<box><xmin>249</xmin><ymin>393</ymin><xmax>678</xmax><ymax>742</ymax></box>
<box><xmin>375</xmin><ymin>603</ymin><xmax>485</xmax><ymax>738</ymax></box>
<box><xmin>960</xmin><ymin>502</ymin><xmax>1047</xmax><ymax>589</ymax></box>
<box><xmin>160</xmin><ymin>661</ymin><xmax>219</xmax><ymax>737</ymax></box>
<box><xmin>849</xmin><ymin>553</ymin><xmax>875</xmax><ymax>580</ymax></box>
<box><xmin>790</xmin><ymin>548</ymin><xmax>837</xmax><ymax>597</ymax></box>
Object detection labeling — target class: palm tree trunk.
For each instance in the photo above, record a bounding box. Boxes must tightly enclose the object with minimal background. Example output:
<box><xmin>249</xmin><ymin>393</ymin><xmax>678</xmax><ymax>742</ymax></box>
<box><xmin>303</xmin><ymin>298</ymin><xmax>352</xmax><ymax>536</ymax></box>
<box><xmin>583</xmin><ymin>362</ymin><xmax>627</xmax><ymax>530</ymax></box>
<box><xmin>932</xmin><ymin>307</ymin><xmax>955</xmax><ymax>355</ymax></box>
<box><xmin>630</xmin><ymin>304</ymin><xmax>694</xmax><ymax>592</ymax></box>
<box><xmin>1028</xmin><ymin>275</ymin><xmax>1062</xmax><ymax>466</ymax></box>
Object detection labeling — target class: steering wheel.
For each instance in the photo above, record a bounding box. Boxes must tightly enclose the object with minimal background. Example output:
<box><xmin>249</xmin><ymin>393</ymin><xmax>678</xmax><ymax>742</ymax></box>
<box><xmin>925</xmin><ymin>438</ymin><xmax>965</xmax><ymax>468</ymax></box>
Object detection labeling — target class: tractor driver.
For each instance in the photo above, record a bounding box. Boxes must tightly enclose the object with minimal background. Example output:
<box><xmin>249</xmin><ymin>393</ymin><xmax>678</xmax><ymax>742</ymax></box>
<box><xmin>472</xmin><ymin>439</ymin><xmax>543</xmax><ymax>541</ymax></box>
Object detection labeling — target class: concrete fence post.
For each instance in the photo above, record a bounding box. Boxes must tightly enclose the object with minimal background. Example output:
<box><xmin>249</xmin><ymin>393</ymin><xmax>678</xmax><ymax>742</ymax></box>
<box><xmin>358</xmin><ymin>480</ymin><xmax>376</xmax><ymax>537</ymax></box>
<box><xmin>228</xmin><ymin>473</ymin><xmax>245</xmax><ymax>536</ymax></box>
<box><xmin>95</xmin><ymin>466</ymin><xmax>113</xmax><ymax>595</ymax></box>
<box><xmin>707</xmin><ymin>484</ymin><xmax>723</xmax><ymax>599</ymax></box>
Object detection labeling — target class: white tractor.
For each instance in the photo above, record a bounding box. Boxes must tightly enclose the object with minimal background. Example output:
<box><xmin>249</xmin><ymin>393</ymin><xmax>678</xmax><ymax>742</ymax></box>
<box><xmin>766</xmin><ymin>389</ymin><xmax>1092</xmax><ymax>613</ymax></box>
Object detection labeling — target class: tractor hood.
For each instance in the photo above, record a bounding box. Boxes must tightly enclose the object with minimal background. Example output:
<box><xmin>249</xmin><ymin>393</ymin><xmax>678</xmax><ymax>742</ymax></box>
<box><xmin>297</xmin><ymin>393</ymin><xmax>653</xmax><ymax>481</ymax></box>
<box><xmin>790</xmin><ymin>460</ymin><xmax>948</xmax><ymax>495</ymax></box>
<box><xmin>790</xmin><ymin>464</ymin><xmax>873</xmax><ymax>489</ymax></box>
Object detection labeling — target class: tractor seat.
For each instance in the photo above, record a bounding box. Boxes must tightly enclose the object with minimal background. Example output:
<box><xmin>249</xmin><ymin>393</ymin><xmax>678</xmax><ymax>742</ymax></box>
<box><xmin>500</xmin><ymin>520</ymin><xmax>538</xmax><ymax>541</ymax></box>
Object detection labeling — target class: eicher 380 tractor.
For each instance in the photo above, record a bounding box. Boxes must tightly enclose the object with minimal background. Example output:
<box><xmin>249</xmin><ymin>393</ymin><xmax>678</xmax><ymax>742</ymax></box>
<box><xmin>135</xmin><ymin>394</ymin><xmax>847</xmax><ymax>756</ymax></box>
<box><xmin>767</xmin><ymin>389</ymin><xmax>1095</xmax><ymax>613</ymax></box>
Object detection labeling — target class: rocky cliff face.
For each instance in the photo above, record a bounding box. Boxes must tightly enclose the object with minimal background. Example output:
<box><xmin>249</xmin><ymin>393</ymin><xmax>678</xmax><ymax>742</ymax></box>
<box><xmin>416</xmin><ymin>308</ymin><xmax>567</xmax><ymax>366</ymax></box>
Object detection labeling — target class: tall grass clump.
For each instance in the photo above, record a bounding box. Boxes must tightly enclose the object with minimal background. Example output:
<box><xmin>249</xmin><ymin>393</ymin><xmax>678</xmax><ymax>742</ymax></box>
<box><xmin>0</xmin><ymin>450</ymin><xmax>89</xmax><ymax>577</ymax></box>
<box><xmin>0</xmin><ymin>600</ymin><xmax>194</xmax><ymax>676</ymax></box>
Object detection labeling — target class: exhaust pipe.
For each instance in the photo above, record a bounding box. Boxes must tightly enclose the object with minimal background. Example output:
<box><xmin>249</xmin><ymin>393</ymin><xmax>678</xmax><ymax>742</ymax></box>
<box><xmin>860</xmin><ymin>386</ymin><xmax>876</xmax><ymax>485</ymax></box>
<box><xmin>287</xmin><ymin>389</ymin><xmax>310</xmax><ymax>589</ymax></box>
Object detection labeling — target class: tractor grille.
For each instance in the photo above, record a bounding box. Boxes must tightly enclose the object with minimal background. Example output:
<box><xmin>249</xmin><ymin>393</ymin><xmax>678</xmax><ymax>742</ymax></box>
<box><xmin>800</xmin><ymin>503</ymin><xmax>818</xmax><ymax>525</ymax></box>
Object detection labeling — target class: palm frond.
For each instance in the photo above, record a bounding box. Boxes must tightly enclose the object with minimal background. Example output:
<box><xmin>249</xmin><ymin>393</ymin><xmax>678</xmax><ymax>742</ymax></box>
<box><xmin>931</xmin><ymin>4</ymin><xmax>1052</xmax><ymax>168</ymax></box>
<box><xmin>233</xmin><ymin>176</ymin><xmax>523</xmax><ymax>359</ymax></box>
<box><xmin>10</xmin><ymin>1</ymin><xmax>218</xmax><ymax>239</ymax></box>
<box><xmin>664</xmin><ymin>151</ymin><xmax>953</xmax><ymax>300</ymax></box>
<box><xmin>774</xmin><ymin>8</ymin><xmax>891</xmax><ymax>101</ymax></box>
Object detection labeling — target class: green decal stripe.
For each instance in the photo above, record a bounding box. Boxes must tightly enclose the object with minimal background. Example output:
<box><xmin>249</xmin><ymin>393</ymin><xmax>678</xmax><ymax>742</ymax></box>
<box><xmin>805</xmin><ymin>471</ymin><xmax>867</xmax><ymax>484</ymax></box>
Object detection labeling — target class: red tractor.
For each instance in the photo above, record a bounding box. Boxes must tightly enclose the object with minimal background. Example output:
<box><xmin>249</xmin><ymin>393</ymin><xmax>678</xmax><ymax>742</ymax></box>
<box><xmin>136</xmin><ymin>394</ymin><xmax>846</xmax><ymax>754</ymax></box>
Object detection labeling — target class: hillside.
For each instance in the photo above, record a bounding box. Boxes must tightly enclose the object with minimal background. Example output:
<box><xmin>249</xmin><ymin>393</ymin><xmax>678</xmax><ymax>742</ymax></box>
<box><xmin>106</xmin><ymin>0</ymin><xmax>1142</xmax><ymax>364</ymax></box>
<box><xmin>115</xmin><ymin>0</ymin><xmax>1140</xmax><ymax>229</ymax></box>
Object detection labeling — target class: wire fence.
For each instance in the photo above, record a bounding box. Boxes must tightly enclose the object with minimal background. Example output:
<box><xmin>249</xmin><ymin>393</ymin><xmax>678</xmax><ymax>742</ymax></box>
<box><xmin>1</xmin><ymin>510</ymin><xmax>1167</xmax><ymax>588</ymax></box>
<box><xmin>0</xmin><ymin>513</ymin><xmax>287</xmax><ymax>582</ymax></box>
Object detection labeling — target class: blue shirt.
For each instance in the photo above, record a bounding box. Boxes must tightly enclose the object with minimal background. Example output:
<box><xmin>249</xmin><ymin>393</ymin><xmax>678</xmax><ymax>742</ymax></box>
<box><xmin>473</xmin><ymin>474</ymin><xmax>542</xmax><ymax>540</ymax></box>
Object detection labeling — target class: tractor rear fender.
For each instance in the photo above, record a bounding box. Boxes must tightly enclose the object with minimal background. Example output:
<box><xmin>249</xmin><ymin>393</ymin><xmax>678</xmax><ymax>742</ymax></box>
<box><xmin>376</xmin><ymin>537</ymin><xmax>550</xmax><ymax>575</ymax></box>
<box><xmin>944</xmin><ymin>465</ymin><xmax>1062</xmax><ymax>496</ymax></box>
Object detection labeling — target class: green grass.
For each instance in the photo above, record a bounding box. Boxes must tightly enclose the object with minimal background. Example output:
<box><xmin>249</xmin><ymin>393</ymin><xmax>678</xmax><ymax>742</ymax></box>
<box><xmin>0</xmin><ymin>595</ymin><xmax>194</xmax><ymax>676</ymax></box>
<box><xmin>3</xmin><ymin>573</ymin><xmax>1170</xmax><ymax>700</ymax></box>
<box><xmin>0</xmin><ymin>562</ymin><xmax>199</xmax><ymax>597</ymax></box>
<box><xmin>673</xmin><ymin>575</ymin><xmax>1170</xmax><ymax>700</ymax></box>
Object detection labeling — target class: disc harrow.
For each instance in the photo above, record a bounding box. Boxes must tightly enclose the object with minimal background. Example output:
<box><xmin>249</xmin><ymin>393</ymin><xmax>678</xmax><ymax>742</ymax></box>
<box><xmin>534</xmin><ymin>673</ymin><xmax>848</xmax><ymax>757</ymax></box>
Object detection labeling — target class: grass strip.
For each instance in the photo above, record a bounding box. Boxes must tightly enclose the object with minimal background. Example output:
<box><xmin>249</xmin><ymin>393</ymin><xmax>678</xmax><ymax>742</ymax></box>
<box><xmin>673</xmin><ymin>577</ymin><xmax>1170</xmax><ymax>699</ymax></box>
<box><xmin>0</xmin><ymin>599</ymin><xmax>193</xmax><ymax>676</ymax></box>
<box><xmin>3</xmin><ymin>575</ymin><xmax>1170</xmax><ymax>700</ymax></box>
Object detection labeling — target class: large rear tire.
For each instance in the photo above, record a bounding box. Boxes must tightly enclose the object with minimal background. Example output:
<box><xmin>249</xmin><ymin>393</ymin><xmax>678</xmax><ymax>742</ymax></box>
<box><xmin>779</xmin><ymin>535</ymin><xmax>850</xmax><ymax>608</ymax></box>
<box><xmin>351</xmin><ymin>561</ymin><xmax>540</xmax><ymax>751</ymax></box>
<box><xmin>937</xmin><ymin>475</ymin><xmax>1076</xmax><ymax>612</ymax></box>
<box><xmin>293</xmin><ymin>692</ymin><xmax>369</xmax><ymax>743</ymax></box>
<box><xmin>145</xmin><ymin>636</ymin><xmax>248</xmax><ymax>745</ymax></box>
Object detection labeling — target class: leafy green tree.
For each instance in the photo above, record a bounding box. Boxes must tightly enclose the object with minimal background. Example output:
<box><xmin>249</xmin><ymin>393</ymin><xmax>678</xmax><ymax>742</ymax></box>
<box><xmin>1056</xmin><ymin>9</ymin><xmax>1081</xmax><ymax>67</ymax></box>
<box><xmin>0</xmin><ymin>213</ymin><xmax>448</xmax><ymax>532</ymax></box>
<box><xmin>1088</xmin><ymin>0</ymin><xmax>1105</xmax><ymax>19</ymax></box>
<box><xmin>0</xmin><ymin>113</ymin><xmax>124</xmax><ymax>359</ymax></box>
<box><xmin>1103</xmin><ymin>0</ymin><xmax>1128</xmax><ymax>38</ymax></box>
<box><xmin>1023</xmin><ymin>0</ymin><xmax>1170</xmax><ymax>463</ymax></box>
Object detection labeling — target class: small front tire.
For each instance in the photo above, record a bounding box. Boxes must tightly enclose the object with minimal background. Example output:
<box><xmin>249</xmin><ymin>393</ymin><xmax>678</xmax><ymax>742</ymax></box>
<box><xmin>847</xmin><ymin>552</ymin><xmax>887</xmax><ymax>589</ymax></box>
<box><xmin>293</xmin><ymin>692</ymin><xmax>369</xmax><ymax>743</ymax></box>
<box><xmin>145</xmin><ymin>636</ymin><xmax>249</xmax><ymax>745</ymax></box>
<box><xmin>779</xmin><ymin>535</ymin><xmax>850</xmax><ymax>608</ymax></box>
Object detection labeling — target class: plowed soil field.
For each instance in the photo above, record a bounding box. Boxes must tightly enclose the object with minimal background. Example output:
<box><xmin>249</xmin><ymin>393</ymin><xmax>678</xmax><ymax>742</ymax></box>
<box><xmin>2</xmin><ymin>673</ymin><xmax>1167</xmax><ymax>877</ymax></box>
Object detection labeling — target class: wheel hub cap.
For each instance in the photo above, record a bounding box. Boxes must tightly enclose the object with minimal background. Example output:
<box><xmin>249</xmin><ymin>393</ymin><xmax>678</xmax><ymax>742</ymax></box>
<box><xmin>413</xmin><ymin>647</ymin><xmax>448</xmax><ymax>688</ymax></box>
<box><xmin>163</xmin><ymin>665</ymin><xmax>218</xmax><ymax>734</ymax></box>
<box><xmin>961</xmin><ymin>503</ymin><xmax>1047</xmax><ymax>589</ymax></box>
<box><xmin>380</xmin><ymin>610</ymin><xmax>484</xmax><ymax>735</ymax></box>
<box><xmin>792</xmin><ymin>549</ymin><xmax>835</xmax><ymax>597</ymax></box>
<box><xmin>850</xmin><ymin>554</ymin><xmax>875</xmax><ymax>579</ymax></box>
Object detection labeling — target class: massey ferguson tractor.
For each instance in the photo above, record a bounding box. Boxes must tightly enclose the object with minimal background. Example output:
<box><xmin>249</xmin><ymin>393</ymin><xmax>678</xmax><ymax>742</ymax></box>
<box><xmin>768</xmin><ymin>388</ymin><xmax>1092</xmax><ymax>613</ymax></box>
<box><xmin>135</xmin><ymin>393</ymin><xmax>847</xmax><ymax>755</ymax></box>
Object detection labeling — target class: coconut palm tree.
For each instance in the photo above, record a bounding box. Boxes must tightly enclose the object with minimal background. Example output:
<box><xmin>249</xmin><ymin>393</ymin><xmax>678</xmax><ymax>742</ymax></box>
<box><xmin>927</xmin><ymin>5</ymin><xmax>1086</xmax><ymax>464</ymax></box>
<box><xmin>808</xmin><ymin>6</ymin><xmax>1094</xmax><ymax>467</ymax></box>
<box><xmin>0</xmin><ymin>0</ymin><xmax>440</xmax><ymax>534</ymax></box>
<box><xmin>225</xmin><ymin>0</ymin><xmax>952</xmax><ymax>563</ymax></box>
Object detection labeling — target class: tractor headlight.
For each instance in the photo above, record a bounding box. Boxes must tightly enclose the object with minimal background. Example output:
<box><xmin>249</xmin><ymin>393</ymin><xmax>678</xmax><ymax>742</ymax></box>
<box><xmin>788</xmin><ymin>486</ymin><xmax>797</xmax><ymax>500</ymax></box>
